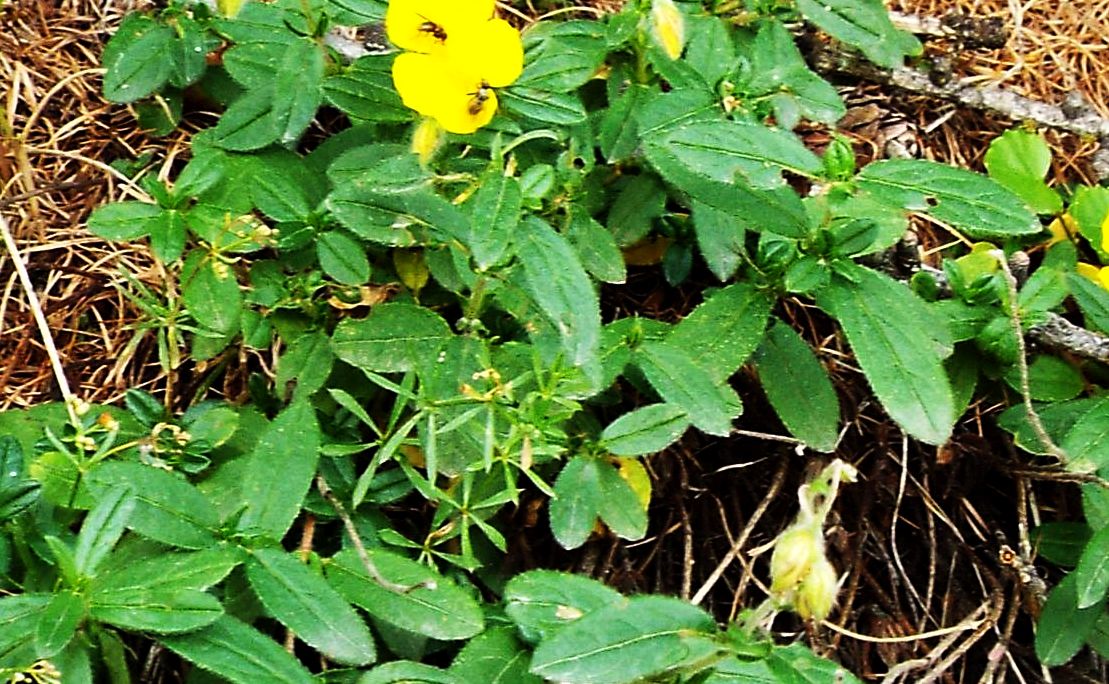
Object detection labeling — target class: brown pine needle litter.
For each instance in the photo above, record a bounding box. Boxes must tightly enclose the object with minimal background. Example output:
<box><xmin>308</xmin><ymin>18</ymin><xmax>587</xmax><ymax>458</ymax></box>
<box><xmin>1</xmin><ymin>2</ymin><xmax>1108</xmax><ymax>681</ymax></box>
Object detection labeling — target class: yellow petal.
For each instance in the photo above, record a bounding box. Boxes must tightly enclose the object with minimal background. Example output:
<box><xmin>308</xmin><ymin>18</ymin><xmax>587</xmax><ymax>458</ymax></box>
<box><xmin>385</xmin><ymin>0</ymin><xmax>495</xmax><ymax>52</ymax></box>
<box><xmin>1099</xmin><ymin>266</ymin><xmax>1109</xmax><ymax>292</ymax></box>
<box><xmin>434</xmin><ymin>83</ymin><xmax>498</xmax><ymax>134</ymax></box>
<box><xmin>651</xmin><ymin>0</ymin><xmax>686</xmax><ymax>60</ymax></box>
<box><xmin>1077</xmin><ymin>262</ymin><xmax>1102</xmax><ymax>282</ymax></box>
<box><xmin>392</xmin><ymin>52</ymin><xmax>450</xmax><ymax>117</ymax></box>
<box><xmin>1101</xmin><ymin>210</ymin><xmax>1109</xmax><ymax>255</ymax></box>
<box><xmin>446</xmin><ymin>18</ymin><xmax>523</xmax><ymax>87</ymax></box>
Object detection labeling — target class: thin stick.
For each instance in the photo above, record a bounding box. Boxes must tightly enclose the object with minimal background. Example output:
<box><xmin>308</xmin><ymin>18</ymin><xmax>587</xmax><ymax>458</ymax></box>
<box><xmin>0</xmin><ymin>211</ymin><xmax>75</xmax><ymax>417</ymax></box>
<box><xmin>315</xmin><ymin>474</ymin><xmax>434</xmax><ymax>594</ymax></box>
<box><xmin>691</xmin><ymin>458</ymin><xmax>788</xmax><ymax>606</ymax></box>
<box><xmin>993</xmin><ymin>250</ymin><xmax>1067</xmax><ymax>462</ymax></box>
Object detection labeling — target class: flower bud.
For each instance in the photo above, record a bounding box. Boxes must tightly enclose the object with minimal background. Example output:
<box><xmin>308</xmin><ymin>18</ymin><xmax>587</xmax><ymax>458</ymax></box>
<box><xmin>769</xmin><ymin>524</ymin><xmax>822</xmax><ymax>595</ymax></box>
<box><xmin>650</xmin><ymin>0</ymin><xmax>685</xmax><ymax>60</ymax></box>
<box><xmin>795</xmin><ymin>556</ymin><xmax>839</xmax><ymax>621</ymax></box>
<box><xmin>411</xmin><ymin>117</ymin><xmax>444</xmax><ymax>166</ymax></box>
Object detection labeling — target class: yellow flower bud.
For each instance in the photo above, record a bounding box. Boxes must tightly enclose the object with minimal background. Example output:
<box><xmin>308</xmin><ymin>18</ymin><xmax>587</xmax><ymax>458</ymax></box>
<box><xmin>769</xmin><ymin>524</ymin><xmax>822</xmax><ymax>595</ymax></box>
<box><xmin>216</xmin><ymin>0</ymin><xmax>248</xmax><ymax>18</ymax></box>
<box><xmin>650</xmin><ymin>0</ymin><xmax>686</xmax><ymax>60</ymax></box>
<box><xmin>411</xmin><ymin>117</ymin><xmax>444</xmax><ymax>165</ymax></box>
<box><xmin>795</xmin><ymin>557</ymin><xmax>839</xmax><ymax>621</ymax></box>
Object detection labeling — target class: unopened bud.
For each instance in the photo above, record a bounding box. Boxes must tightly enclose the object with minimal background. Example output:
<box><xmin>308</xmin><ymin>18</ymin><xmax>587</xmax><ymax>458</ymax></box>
<box><xmin>411</xmin><ymin>117</ymin><xmax>444</xmax><ymax>166</ymax></box>
<box><xmin>650</xmin><ymin>0</ymin><xmax>685</xmax><ymax>60</ymax></box>
<box><xmin>795</xmin><ymin>556</ymin><xmax>839</xmax><ymax>621</ymax></box>
<box><xmin>769</xmin><ymin>524</ymin><xmax>822</xmax><ymax>595</ymax></box>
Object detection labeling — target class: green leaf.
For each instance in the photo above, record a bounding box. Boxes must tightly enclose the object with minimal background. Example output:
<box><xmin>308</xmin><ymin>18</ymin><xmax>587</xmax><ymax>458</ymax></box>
<box><xmin>754</xmin><ymin>321</ymin><xmax>841</xmax><ymax>452</ymax></box>
<box><xmin>817</xmin><ymin>266</ymin><xmax>955</xmax><ymax>445</ymax></box>
<box><xmin>323</xmin><ymin>56</ymin><xmax>412</xmax><ymax>123</ymax></box>
<box><xmin>0</xmin><ymin>594</ymin><xmax>50</xmax><ymax>670</ymax></box>
<box><xmin>667</xmin><ymin>281</ymin><xmax>773</xmax><ymax>382</ymax></box>
<box><xmin>1071</xmin><ymin>185</ymin><xmax>1109</xmax><ymax>250</ymax></box>
<box><xmin>332</xmin><ymin>303</ymin><xmax>452</xmax><ymax>374</ymax></box>
<box><xmin>1034</xmin><ymin>522</ymin><xmax>1091</xmax><ymax>567</ymax></box>
<box><xmin>86</xmin><ymin>202</ymin><xmax>164</xmax><ymax>241</ymax></box>
<box><xmin>1062</xmin><ymin>396</ymin><xmax>1109</xmax><ymax>476</ymax></box>
<box><xmin>271</xmin><ymin>39</ymin><xmax>324</xmax><ymax>144</ymax></box>
<box><xmin>1075</xmin><ymin>525</ymin><xmax>1109</xmax><ymax>608</ymax></box>
<box><xmin>86</xmin><ymin>462</ymin><xmax>219</xmax><ymax>549</ymax></box>
<box><xmin>274</xmin><ymin>331</ymin><xmax>334</xmax><ymax>400</ymax></box>
<box><xmin>1036</xmin><ymin>573</ymin><xmax>1102</xmax><ymax>667</ymax></box>
<box><xmin>358</xmin><ymin>662</ymin><xmax>463</xmax><ymax>684</ymax></box>
<box><xmin>466</xmin><ymin>172</ymin><xmax>521</xmax><ymax>270</ymax></box>
<box><xmin>501</xmin><ymin>87</ymin><xmax>587</xmax><ymax>125</ymax></box>
<box><xmin>743</xmin><ymin>21</ymin><xmax>845</xmax><ymax>126</ymax></box>
<box><xmin>90</xmin><ymin>588</ymin><xmax>223</xmax><ymax>634</ymax></box>
<box><xmin>566</xmin><ymin>209</ymin><xmax>626</xmax><ymax>284</ymax></box>
<box><xmin>450</xmin><ymin>627</ymin><xmax>541</xmax><ymax>684</ymax></box>
<box><xmin>211</xmin><ymin>89</ymin><xmax>278</xmax><ymax>152</ymax></box>
<box><xmin>326</xmin><ymin>548</ymin><xmax>484</xmax><ymax>640</ymax></box>
<box><xmin>159</xmin><ymin>615</ymin><xmax>315</xmax><ymax>684</ymax></box>
<box><xmin>635</xmin><ymin>342</ymin><xmax>740</xmax><ymax>437</ymax></box>
<box><xmin>684</xmin><ymin>16</ymin><xmax>735</xmax><ymax>89</ymax></box>
<box><xmin>607</xmin><ymin>174</ymin><xmax>667</xmax><ymax>247</ymax></box>
<box><xmin>599</xmin><ymin>84</ymin><xmax>645</xmax><ymax>162</ymax></box>
<box><xmin>998</xmin><ymin>398</ymin><xmax>1103</xmax><ymax>457</ymax></box>
<box><xmin>691</xmin><ymin>201</ymin><xmax>745</xmax><ymax>282</ymax></box>
<box><xmin>102</xmin><ymin>24</ymin><xmax>175</xmax><ymax>103</ymax></box>
<box><xmin>73</xmin><ymin>487</ymin><xmax>135</xmax><ymax>576</ymax></box>
<box><xmin>181</xmin><ymin>250</ymin><xmax>242</xmax><ymax>337</ymax></box>
<box><xmin>247</xmin><ymin>548</ymin><xmax>375</xmax><ymax>666</ymax></box>
<box><xmin>317</xmin><ymin>231</ymin><xmax>372</xmax><ymax>285</ymax></box>
<box><xmin>529</xmin><ymin>595</ymin><xmax>718</xmax><ymax>683</ymax></box>
<box><xmin>147</xmin><ymin>208</ymin><xmax>187</xmax><ymax>262</ymax></box>
<box><xmin>796</xmin><ymin>0</ymin><xmax>921</xmax><ymax>69</ymax></box>
<box><xmin>1018</xmin><ymin>265</ymin><xmax>1068</xmax><ymax>313</ymax></box>
<box><xmin>857</xmin><ymin>159</ymin><xmax>1040</xmax><ymax>239</ymax></box>
<box><xmin>515</xmin><ymin>217</ymin><xmax>603</xmax><ymax>387</ymax></box>
<box><xmin>237</xmin><ymin>401</ymin><xmax>321</xmax><ymax>540</ymax></box>
<box><xmin>1069</xmin><ymin>273</ymin><xmax>1109</xmax><ymax>334</ymax></box>
<box><xmin>647</xmin><ymin>120</ymin><xmax>822</xmax><ymax>187</ymax></box>
<box><xmin>504</xmin><ymin>569</ymin><xmax>624</xmax><ymax>643</ymax></box>
<box><xmin>92</xmin><ymin>547</ymin><xmax>244</xmax><ymax>596</ymax></box>
<box><xmin>600</xmin><ymin>404</ymin><xmax>691</xmax><ymax>456</ymax></box>
<box><xmin>518</xmin><ymin>21</ymin><xmax>606</xmax><ymax>92</ymax></box>
<box><xmin>549</xmin><ymin>455</ymin><xmax>647</xmax><ymax>549</ymax></box>
<box><xmin>1002</xmin><ymin>355</ymin><xmax>1083</xmax><ymax>402</ymax></box>
<box><xmin>0</xmin><ymin>436</ymin><xmax>39</xmax><ymax>520</ymax></box>
<box><xmin>765</xmin><ymin>643</ymin><xmax>863</xmax><ymax>683</ymax></box>
<box><xmin>984</xmin><ymin>128</ymin><xmax>1063</xmax><ymax>214</ymax></box>
<box><xmin>35</xmin><ymin>591</ymin><xmax>83</xmax><ymax>658</ymax></box>
<box><xmin>644</xmin><ymin>137</ymin><xmax>811</xmax><ymax>238</ymax></box>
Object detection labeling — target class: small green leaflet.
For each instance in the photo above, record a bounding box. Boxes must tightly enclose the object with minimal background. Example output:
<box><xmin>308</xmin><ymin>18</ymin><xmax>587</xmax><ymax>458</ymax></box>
<box><xmin>548</xmin><ymin>455</ymin><xmax>647</xmax><ymax>549</ymax></box>
<box><xmin>160</xmin><ymin>615</ymin><xmax>315</xmax><ymax>684</ymax></box>
<box><xmin>600</xmin><ymin>404</ymin><xmax>691</xmax><ymax>456</ymax></box>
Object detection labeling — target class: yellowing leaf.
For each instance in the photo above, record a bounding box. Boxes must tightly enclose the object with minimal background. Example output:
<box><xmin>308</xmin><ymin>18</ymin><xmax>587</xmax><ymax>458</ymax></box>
<box><xmin>616</xmin><ymin>458</ymin><xmax>652</xmax><ymax>511</ymax></box>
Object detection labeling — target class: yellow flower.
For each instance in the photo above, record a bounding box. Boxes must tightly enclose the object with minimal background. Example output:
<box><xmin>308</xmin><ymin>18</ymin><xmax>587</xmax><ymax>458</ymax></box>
<box><xmin>1045</xmin><ymin>213</ymin><xmax>1078</xmax><ymax>246</ymax></box>
<box><xmin>387</xmin><ymin>0</ymin><xmax>522</xmax><ymax>134</ymax></box>
<box><xmin>385</xmin><ymin>0</ymin><xmax>495</xmax><ymax>53</ymax></box>
<box><xmin>1077</xmin><ymin>262</ymin><xmax>1109</xmax><ymax>290</ymax></box>
<box><xmin>650</xmin><ymin>0</ymin><xmax>686</xmax><ymax>60</ymax></box>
